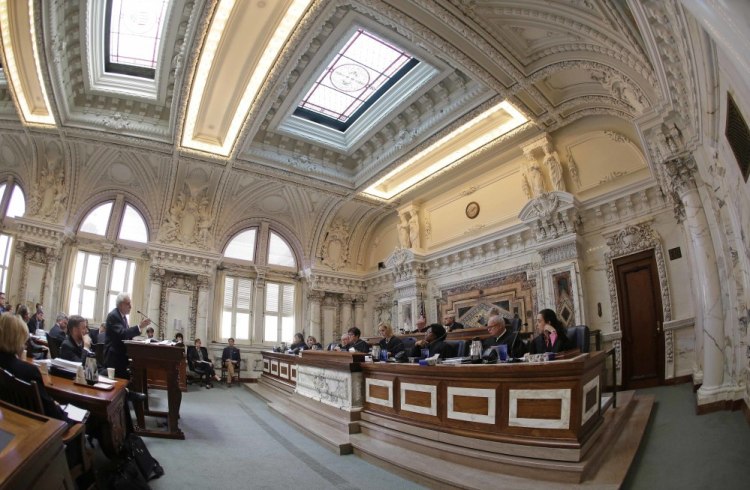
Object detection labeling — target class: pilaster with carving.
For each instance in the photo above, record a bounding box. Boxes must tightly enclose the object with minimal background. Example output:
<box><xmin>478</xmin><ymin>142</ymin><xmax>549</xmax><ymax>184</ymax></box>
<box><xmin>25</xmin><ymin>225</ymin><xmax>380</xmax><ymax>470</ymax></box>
<box><xmin>158</xmin><ymin>271</ymin><xmax>200</xmax><ymax>341</ymax></box>
<box><xmin>306</xmin><ymin>290</ymin><xmax>323</xmax><ymax>341</ymax></box>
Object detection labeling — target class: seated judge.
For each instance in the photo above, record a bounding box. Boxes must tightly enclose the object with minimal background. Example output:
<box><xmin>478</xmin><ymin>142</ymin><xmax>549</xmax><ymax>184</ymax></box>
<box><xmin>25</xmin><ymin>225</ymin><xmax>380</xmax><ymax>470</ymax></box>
<box><xmin>443</xmin><ymin>314</ymin><xmax>464</xmax><ymax>332</ymax></box>
<box><xmin>221</xmin><ymin>338</ymin><xmax>241</xmax><ymax>387</ymax></box>
<box><xmin>59</xmin><ymin>315</ymin><xmax>92</xmax><ymax>364</ymax></box>
<box><xmin>289</xmin><ymin>333</ymin><xmax>308</xmax><ymax>354</ymax></box>
<box><xmin>189</xmin><ymin>339</ymin><xmax>219</xmax><ymax>389</ymax></box>
<box><xmin>529</xmin><ymin>309</ymin><xmax>571</xmax><ymax>354</ymax></box>
<box><xmin>0</xmin><ymin>313</ymin><xmax>67</xmax><ymax>421</ymax></box>
<box><xmin>104</xmin><ymin>292</ymin><xmax>151</xmax><ymax>379</ymax></box>
<box><xmin>412</xmin><ymin>316</ymin><xmax>428</xmax><ymax>333</ymax></box>
<box><xmin>345</xmin><ymin>327</ymin><xmax>369</xmax><ymax>353</ymax></box>
<box><xmin>305</xmin><ymin>336</ymin><xmax>323</xmax><ymax>350</ymax></box>
<box><xmin>377</xmin><ymin>323</ymin><xmax>404</xmax><ymax>357</ymax></box>
<box><xmin>482</xmin><ymin>315</ymin><xmax>525</xmax><ymax>358</ymax></box>
<box><xmin>411</xmin><ymin>323</ymin><xmax>451</xmax><ymax>359</ymax></box>
<box><xmin>332</xmin><ymin>333</ymin><xmax>351</xmax><ymax>351</ymax></box>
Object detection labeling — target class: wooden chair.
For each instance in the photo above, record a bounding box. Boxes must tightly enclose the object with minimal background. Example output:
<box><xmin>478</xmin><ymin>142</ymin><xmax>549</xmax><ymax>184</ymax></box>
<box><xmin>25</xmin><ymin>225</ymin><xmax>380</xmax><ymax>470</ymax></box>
<box><xmin>220</xmin><ymin>358</ymin><xmax>241</xmax><ymax>384</ymax></box>
<box><xmin>0</xmin><ymin>368</ymin><xmax>92</xmax><ymax>484</ymax></box>
<box><xmin>48</xmin><ymin>337</ymin><xmax>63</xmax><ymax>359</ymax></box>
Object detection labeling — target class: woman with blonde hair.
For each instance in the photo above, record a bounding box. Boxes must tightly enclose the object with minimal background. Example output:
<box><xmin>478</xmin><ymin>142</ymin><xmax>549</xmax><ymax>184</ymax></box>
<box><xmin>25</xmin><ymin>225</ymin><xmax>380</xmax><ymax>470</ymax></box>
<box><xmin>377</xmin><ymin>323</ymin><xmax>404</xmax><ymax>357</ymax></box>
<box><xmin>0</xmin><ymin>313</ymin><xmax>67</xmax><ymax>421</ymax></box>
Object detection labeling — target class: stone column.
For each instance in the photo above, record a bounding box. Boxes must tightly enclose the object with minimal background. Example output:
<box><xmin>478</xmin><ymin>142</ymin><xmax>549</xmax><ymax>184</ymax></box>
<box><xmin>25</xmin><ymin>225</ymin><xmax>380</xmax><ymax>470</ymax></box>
<box><xmin>148</xmin><ymin>268</ymin><xmax>164</xmax><ymax>339</ymax></box>
<box><xmin>195</xmin><ymin>275</ymin><xmax>210</xmax><ymax>341</ymax></box>
<box><xmin>664</xmin><ymin>157</ymin><xmax>725</xmax><ymax>403</ymax></box>
<box><xmin>354</xmin><ymin>295</ymin><xmax>366</xmax><ymax>332</ymax></box>
<box><xmin>307</xmin><ymin>291</ymin><xmax>323</xmax><ymax>342</ymax></box>
<box><xmin>252</xmin><ymin>271</ymin><xmax>267</xmax><ymax>343</ymax></box>
<box><xmin>340</xmin><ymin>294</ymin><xmax>354</xmax><ymax>332</ymax></box>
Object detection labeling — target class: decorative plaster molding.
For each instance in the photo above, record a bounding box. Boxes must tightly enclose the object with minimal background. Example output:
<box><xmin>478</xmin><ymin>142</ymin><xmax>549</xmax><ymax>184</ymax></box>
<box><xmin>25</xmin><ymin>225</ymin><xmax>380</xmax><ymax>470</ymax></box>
<box><xmin>320</xmin><ymin>218</ymin><xmax>350</xmax><ymax>271</ymax></box>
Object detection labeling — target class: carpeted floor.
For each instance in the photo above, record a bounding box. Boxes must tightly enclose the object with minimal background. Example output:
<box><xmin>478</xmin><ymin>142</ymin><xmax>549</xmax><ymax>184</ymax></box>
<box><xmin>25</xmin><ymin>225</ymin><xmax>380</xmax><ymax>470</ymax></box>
<box><xmin>101</xmin><ymin>381</ymin><xmax>749</xmax><ymax>489</ymax></box>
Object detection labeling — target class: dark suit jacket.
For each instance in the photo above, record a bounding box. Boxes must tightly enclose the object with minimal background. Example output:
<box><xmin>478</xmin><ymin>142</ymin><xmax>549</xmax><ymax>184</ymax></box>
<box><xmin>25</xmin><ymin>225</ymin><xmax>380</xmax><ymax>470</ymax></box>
<box><xmin>188</xmin><ymin>346</ymin><xmax>213</xmax><ymax>372</ymax></box>
<box><xmin>446</xmin><ymin>322</ymin><xmax>464</xmax><ymax>332</ymax></box>
<box><xmin>0</xmin><ymin>352</ymin><xmax>67</xmax><ymax>422</ymax></box>
<box><xmin>529</xmin><ymin>329</ymin><xmax>570</xmax><ymax>354</ymax></box>
<box><xmin>27</xmin><ymin>315</ymin><xmax>45</xmax><ymax>334</ymax></box>
<box><xmin>349</xmin><ymin>339</ymin><xmax>370</xmax><ymax>353</ymax></box>
<box><xmin>59</xmin><ymin>337</ymin><xmax>87</xmax><ymax>364</ymax></box>
<box><xmin>379</xmin><ymin>337</ymin><xmax>405</xmax><ymax>355</ymax></box>
<box><xmin>482</xmin><ymin>329</ymin><xmax>525</xmax><ymax>358</ymax></box>
<box><xmin>48</xmin><ymin>324</ymin><xmax>67</xmax><ymax>343</ymax></box>
<box><xmin>222</xmin><ymin>346</ymin><xmax>241</xmax><ymax>364</ymax></box>
<box><xmin>104</xmin><ymin>308</ymin><xmax>141</xmax><ymax>378</ymax></box>
<box><xmin>411</xmin><ymin>339</ymin><xmax>451</xmax><ymax>359</ymax></box>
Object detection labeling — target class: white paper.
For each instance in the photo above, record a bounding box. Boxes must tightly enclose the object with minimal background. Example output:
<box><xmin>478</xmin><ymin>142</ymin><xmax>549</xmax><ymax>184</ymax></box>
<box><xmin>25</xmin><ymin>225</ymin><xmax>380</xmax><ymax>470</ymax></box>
<box><xmin>63</xmin><ymin>404</ymin><xmax>89</xmax><ymax>423</ymax></box>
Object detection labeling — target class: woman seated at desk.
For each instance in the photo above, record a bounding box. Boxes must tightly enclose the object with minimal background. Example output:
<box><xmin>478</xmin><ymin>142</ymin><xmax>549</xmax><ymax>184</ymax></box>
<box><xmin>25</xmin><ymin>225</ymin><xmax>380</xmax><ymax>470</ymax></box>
<box><xmin>0</xmin><ymin>313</ymin><xmax>67</xmax><ymax>421</ymax></box>
<box><xmin>305</xmin><ymin>336</ymin><xmax>323</xmax><ymax>350</ymax></box>
<box><xmin>289</xmin><ymin>333</ymin><xmax>308</xmax><ymax>354</ymax></box>
<box><xmin>377</xmin><ymin>323</ymin><xmax>404</xmax><ymax>357</ymax></box>
<box><xmin>410</xmin><ymin>323</ymin><xmax>451</xmax><ymax>359</ymax></box>
<box><xmin>529</xmin><ymin>309</ymin><xmax>572</xmax><ymax>354</ymax></box>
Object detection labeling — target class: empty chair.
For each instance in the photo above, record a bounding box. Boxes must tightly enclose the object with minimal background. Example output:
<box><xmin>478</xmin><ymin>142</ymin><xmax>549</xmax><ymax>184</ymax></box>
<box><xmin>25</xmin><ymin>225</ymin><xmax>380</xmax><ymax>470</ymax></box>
<box><xmin>400</xmin><ymin>337</ymin><xmax>417</xmax><ymax>352</ymax></box>
<box><xmin>565</xmin><ymin>325</ymin><xmax>590</xmax><ymax>353</ymax></box>
<box><xmin>444</xmin><ymin>339</ymin><xmax>466</xmax><ymax>358</ymax></box>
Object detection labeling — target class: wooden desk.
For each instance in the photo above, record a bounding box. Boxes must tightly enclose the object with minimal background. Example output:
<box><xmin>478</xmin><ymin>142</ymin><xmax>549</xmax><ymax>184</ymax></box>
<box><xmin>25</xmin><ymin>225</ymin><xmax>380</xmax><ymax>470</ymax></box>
<box><xmin>41</xmin><ymin>371</ymin><xmax>128</xmax><ymax>457</ymax></box>
<box><xmin>125</xmin><ymin>341</ymin><xmax>185</xmax><ymax>440</ymax></box>
<box><xmin>0</xmin><ymin>400</ymin><xmax>73</xmax><ymax>490</ymax></box>
<box><xmin>261</xmin><ymin>351</ymin><xmax>299</xmax><ymax>389</ymax></box>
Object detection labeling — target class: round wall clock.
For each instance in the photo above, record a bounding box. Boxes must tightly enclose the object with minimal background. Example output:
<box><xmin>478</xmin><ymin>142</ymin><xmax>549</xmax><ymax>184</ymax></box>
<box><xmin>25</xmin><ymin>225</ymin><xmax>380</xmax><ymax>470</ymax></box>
<box><xmin>465</xmin><ymin>201</ymin><xmax>480</xmax><ymax>219</ymax></box>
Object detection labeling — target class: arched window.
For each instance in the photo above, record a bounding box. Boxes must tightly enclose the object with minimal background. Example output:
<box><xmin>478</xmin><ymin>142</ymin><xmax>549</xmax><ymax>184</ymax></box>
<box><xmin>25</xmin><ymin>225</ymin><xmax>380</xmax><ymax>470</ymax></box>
<box><xmin>219</xmin><ymin>225</ymin><xmax>299</xmax><ymax>345</ymax></box>
<box><xmin>69</xmin><ymin>199</ymin><xmax>149</xmax><ymax>321</ymax></box>
<box><xmin>0</xmin><ymin>180</ymin><xmax>25</xmax><ymax>290</ymax></box>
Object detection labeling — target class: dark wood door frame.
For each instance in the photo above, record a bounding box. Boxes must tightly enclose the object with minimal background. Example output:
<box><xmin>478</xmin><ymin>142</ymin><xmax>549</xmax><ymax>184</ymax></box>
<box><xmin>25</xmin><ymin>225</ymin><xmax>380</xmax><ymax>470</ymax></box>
<box><xmin>614</xmin><ymin>249</ymin><xmax>665</xmax><ymax>390</ymax></box>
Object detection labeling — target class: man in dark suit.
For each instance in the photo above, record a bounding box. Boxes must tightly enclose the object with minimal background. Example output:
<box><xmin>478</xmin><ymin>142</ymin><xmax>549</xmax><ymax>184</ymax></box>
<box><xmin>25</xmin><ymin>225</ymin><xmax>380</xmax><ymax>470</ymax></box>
<box><xmin>482</xmin><ymin>316</ymin><xmax>525</xmax><ymax>359</ymax></box>
<box><xmin>48</xmin><ymin>314</ymin><xmax>69</xmax><ymax>343</ymax></box>
<box><xmin>104</xmin><ymin>292</ymin><xmax>150</xmax><ymax>379</ymax></box>
<box><xmin>443</xmin><ymin>314</ymin><xmax>464</xmax><ymax>332</ymax></box>
<box><xmin>27</xmin><ymin>305</ymin><xmax>45</xmax><ymax>335</ymax></box>
<box><xmin>59</xmin><ymin>315</ymin><xmax>91</xmax><ymax>364</ymax></box>
<box><xmin>221</xmin><ymin>337</ymin><xmax>241</xmax><ymax>386</ymax></box>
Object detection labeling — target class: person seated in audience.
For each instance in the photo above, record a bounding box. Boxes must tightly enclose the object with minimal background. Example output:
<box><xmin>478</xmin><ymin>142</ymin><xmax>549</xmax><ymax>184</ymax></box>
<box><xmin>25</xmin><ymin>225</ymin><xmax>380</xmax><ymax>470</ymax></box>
<box><xmin>377</xmin><ymin>323</ymin><xmax>404</xmax><ymax>357</ymax></box>
<box><xmin>145</xmin><ymin>326</ymin><xmax>155</xmax><ymax>340</ymax></box>
<box><xmin>173</xmin><ymin>332</ymin><xmax>184</xmax><ymax>345</ymax></box>
<box><xmin>189</xmin><ymin>339</ymin><xmax>219</xmax><ymax>389</ymax></box>
<box><xmin>411</xmin><ymin>323</ymin><xmax>451</xmax><ymax>359</ymax></box>
<box><xmin>443</xmin><ymin>314</ymin><xmax>464</xmax><ymax>332</ymax></box>
<box><xmin>0</xmin><ymin>313</ymin><xmax>68</xmax><ymax>421</ymax></box>
<box><xmin>0</xmin><ymin>292</ymin><xmax>7</xmax><ymax>314</ymax></box>
<box><xmin>305</xmin><ymin>336</ymin><xmax>323</xmax><ymax>350</ymax></box>
<box><xmin>412</xmin><ymin>316</ymin><xmax>428</xmax><ymax>333</ymax></box>
<box><xmin>332</xmin><ymin>333</ymin><xmax>351</xmax><ymax>351</ymax></box>
<box><xmin>345</xmin><ymin>327</ymin><xmax>369</xmax><ymax>353</ymax></box>
<box><xmin>529</xmin><ymin>309</ymin><xmax>571</xmax><ymax>354</ymax></box>
<box><xmin>88</xmin><ymin>322</ymin><xmax>106</xmax><ymax>345</ymax></box>
<box><xmin>482</xmin><ymin>315</ymin><xmax>525</xmax><ymax>358</ymax></box>
<box><xmin>48</xmin><ymin>313</ymin><xmax>69</xmax><ymax>343</ymax></box>
<box><xmin>27</xmin><ymin>305</ymin><xmax>45</xmax><ymax>336</ymax></box>
<box><xmin>289</xmin><ymin>333</ymin><xmax>308</xmax><ymax>354</ymax></box>
<box><xmin>221</xmin><ymin>337</ymin><xmax>241</xmax><ymax>387</ymax></box>
<box><xmin>17</xmin><ymin>305</ymin><xmax>48</xmax><ymax>360</ymax></box>
<box><xmin>59</xmin><ymin>315</ymin><xmax>92</xmax><ymax>364</ymax></box>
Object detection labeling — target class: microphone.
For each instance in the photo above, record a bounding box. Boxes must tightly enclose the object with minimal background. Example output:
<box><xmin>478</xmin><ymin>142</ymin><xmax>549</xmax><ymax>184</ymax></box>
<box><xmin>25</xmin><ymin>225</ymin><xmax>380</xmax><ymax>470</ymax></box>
<box><xmin>136</xmin><ymin>310</ymin><xmax>161</xmax><ymax>329</ymax></box>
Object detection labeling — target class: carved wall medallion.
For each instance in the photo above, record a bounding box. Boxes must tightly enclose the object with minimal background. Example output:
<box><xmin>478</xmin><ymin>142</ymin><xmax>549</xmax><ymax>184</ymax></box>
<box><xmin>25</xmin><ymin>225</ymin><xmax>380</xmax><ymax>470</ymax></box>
<box><xmin>465</xmin><ymin>201</ymin><xmax>480</xmax><ymax>219</ymax></box>
<box><xmin>320</xmin><ymin>218</ymin><xmax>350</xmax><ymax>271</ymax></box>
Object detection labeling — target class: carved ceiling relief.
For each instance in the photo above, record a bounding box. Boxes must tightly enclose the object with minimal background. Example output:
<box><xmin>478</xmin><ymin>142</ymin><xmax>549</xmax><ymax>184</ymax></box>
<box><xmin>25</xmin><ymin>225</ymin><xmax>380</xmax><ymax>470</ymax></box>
<box><xmin>158</xmin><ymin>186</ymin><xmax>213</xmax><ymax>250</ymax></box>
<box><xmin>589</xmin><ymin>69</ymin><xmax>647</xmax><ymax>114</ymax></box>
<box><xmin>27</xmin><ymin>141</ymin><xmax>67</xmax><ymax>223</ymax></box>
<box><xmin>320</xmin><ymin>218</ymin><xmax>350</xmax><ymax>271</ymax></box>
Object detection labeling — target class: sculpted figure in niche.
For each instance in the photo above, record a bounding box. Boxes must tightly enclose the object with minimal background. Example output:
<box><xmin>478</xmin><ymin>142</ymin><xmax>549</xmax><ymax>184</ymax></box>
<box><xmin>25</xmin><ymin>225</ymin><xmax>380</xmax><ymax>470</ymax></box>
<box><xmin>527</xmin><ymin>160</ymin><xmax>546</xmax><ymax>198</ymax></box>
<box><xmin>36</xmin><ymin>142</ymin><xmax>66</xmax><ymax>219</ymax></box>
<box><xmin>521</xmin><ymin>173</ymin><xmax>532</xmax><ymax>200</ymax></box>
<box><xmin>543</xmin><ymin>144</ymin><xmax>565</xmax><ymax>192</ymax></box>
<box><xmin>397</xmin><ymin>214</ymin><xmax>410</xmax><ymax>248</ymax></box>
<box><xmin>408</xmin><ymin>212</ymin><xmax>420</xmax><ymax>249</ymax></box>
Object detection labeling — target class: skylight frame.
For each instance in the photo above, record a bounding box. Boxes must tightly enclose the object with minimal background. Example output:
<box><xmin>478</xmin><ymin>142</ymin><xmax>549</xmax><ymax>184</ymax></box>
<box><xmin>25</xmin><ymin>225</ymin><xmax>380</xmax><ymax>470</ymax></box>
<box><xmin>294</xmin><ymin>28</ymin><xmax>418</xmax><ymax>132</ymax></box>
<box><xmin>104</xmin><ymin>0</ymin><xmax>170</xmax><ymax>80</ymax></box>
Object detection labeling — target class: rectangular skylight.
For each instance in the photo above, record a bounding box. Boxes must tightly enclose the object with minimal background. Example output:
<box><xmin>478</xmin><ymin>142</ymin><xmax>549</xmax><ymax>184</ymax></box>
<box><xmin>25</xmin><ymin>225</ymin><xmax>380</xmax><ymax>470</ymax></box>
<box><xmin>106</xmin><ymin>0</ymin><xmax>169</xmax><ymax>78</ymax></box>
<box><xmin>295</xmin><ymin>28</ymin><xmax>417</xmax><ymax>131</ymax></box>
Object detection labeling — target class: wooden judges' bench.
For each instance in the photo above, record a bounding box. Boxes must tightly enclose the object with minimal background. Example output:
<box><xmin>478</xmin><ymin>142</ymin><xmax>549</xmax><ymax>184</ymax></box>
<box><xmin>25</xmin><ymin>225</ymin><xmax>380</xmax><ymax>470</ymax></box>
<box><xmin>255</xmin><ymin>349</ymin><xmax>647</xmax><ymax>485</ymax></box>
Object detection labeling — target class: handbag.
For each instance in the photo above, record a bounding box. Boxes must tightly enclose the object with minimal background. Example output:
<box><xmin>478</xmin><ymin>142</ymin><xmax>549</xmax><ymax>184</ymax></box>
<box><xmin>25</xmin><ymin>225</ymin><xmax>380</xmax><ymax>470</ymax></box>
<box><xmin>122</xmin><ymin>433</ymin><xmax>165</xmax><ymax>481</ymax></box>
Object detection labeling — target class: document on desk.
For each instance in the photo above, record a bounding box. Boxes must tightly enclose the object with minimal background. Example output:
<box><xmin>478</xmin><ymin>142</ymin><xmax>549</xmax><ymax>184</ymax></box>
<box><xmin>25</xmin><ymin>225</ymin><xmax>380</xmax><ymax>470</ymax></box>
<box><xmin>63</xmin><ymin>403</ymin><xmax>89</xmax><ymax>423</ymax></box>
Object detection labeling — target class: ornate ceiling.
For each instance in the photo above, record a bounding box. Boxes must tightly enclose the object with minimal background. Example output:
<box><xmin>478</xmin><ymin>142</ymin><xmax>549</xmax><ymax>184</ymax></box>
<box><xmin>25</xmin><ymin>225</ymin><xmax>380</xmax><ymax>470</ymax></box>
<box><xmin>0</xmin><ymin>0</ymin><xmax>676</xmax><ymax>268</ymax></box>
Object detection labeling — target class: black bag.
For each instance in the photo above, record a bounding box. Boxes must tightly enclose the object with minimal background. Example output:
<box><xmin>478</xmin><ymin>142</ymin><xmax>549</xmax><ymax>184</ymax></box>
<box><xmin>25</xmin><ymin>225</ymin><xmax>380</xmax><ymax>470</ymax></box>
<box><xmin>122</xmin><ymin>434</ymin><xmax>165</xmax><ymax>481</ymax></box>
<box><xmin>108</xmin><ymin>459</ymin><xmax>150</xmax><ymax>490</ymax></box>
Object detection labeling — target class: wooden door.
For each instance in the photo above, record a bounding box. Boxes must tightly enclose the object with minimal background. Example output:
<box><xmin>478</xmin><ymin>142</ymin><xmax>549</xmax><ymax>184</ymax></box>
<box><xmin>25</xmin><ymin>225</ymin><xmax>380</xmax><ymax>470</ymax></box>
<box><xmin>614</xmin><ymin>249</ymin><xmax>664</xmax><ymax>389</ymax></box>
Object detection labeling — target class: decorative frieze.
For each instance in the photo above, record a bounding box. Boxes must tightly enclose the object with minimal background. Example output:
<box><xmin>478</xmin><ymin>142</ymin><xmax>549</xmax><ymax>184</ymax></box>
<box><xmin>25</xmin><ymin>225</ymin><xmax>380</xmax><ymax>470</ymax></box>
<box><xmin>519</xmin><ymin>191</ymin><xmax>582</xmax><ymax>243</ymax></box>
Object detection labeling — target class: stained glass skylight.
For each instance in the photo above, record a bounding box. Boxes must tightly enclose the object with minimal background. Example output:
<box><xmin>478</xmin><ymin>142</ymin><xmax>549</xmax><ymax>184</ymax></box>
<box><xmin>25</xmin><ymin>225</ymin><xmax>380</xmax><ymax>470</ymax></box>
<box><xmin>295</xmin><ymin>29</ymin><xmax>418</xmax><ymax>131</ymax></box>
<box><xmin>106</xmin><ymin>0</ymin><xmax>169</xmax><ymax>79</ymax></box>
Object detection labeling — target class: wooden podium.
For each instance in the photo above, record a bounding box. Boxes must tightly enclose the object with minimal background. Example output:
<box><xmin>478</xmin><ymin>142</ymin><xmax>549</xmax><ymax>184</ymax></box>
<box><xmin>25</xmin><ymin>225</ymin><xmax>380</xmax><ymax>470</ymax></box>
<box><xmin>125</xmin><ymin>341</ymin><xmax>185</xmax><ymax>439</ymax></box>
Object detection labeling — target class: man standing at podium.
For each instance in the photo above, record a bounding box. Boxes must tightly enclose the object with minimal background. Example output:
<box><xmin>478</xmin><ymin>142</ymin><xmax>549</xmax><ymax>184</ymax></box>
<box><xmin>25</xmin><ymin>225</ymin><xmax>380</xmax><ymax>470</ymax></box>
<box><xmin>105</xmin><ymin>292</ymin><xmax>151</xmax><ymax>379</ymax></box>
